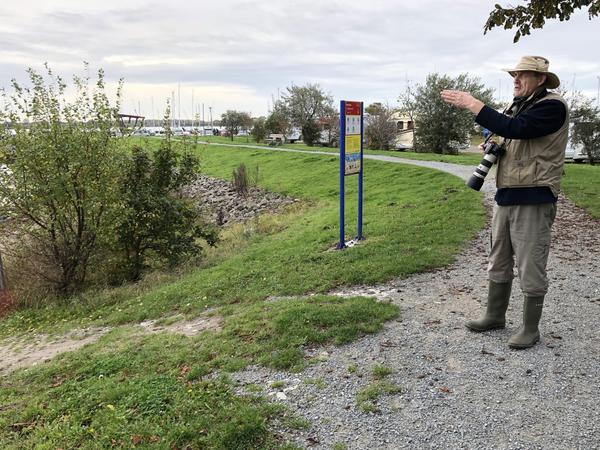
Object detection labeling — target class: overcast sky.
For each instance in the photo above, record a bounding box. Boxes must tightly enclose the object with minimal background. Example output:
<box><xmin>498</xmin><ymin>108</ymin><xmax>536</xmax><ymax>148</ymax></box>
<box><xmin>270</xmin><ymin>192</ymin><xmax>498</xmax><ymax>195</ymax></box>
<box><xmin>1</xmin><ymin>0</ymin><xmax>599</xmax><ymax>120</ymax></box>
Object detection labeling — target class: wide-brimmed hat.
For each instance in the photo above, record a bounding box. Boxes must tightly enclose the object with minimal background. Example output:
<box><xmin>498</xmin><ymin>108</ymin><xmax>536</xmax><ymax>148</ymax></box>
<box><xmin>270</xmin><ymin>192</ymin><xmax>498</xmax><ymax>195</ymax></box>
<box><xmin>503</xmin><ymin>55</ymin><xmax>560</xmax><ymax>89</ymax></box>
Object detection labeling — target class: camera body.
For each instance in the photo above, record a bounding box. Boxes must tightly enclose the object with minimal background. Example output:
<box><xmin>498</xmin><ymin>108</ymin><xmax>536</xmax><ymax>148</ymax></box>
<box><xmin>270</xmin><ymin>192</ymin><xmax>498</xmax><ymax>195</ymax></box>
<box><xmin>466</xmin><ymin>142</ymin><xmax>505</xmax><ymax>191</ymax></box>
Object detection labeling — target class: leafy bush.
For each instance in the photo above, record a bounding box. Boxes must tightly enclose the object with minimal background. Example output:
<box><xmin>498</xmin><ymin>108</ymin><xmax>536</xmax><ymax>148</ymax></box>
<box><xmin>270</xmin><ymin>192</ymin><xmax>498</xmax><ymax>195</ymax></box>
<box><xmin>250</xmin><ymin>117</ymin><xmax>267</xmax><ymax>143</ymax></box>
<box><xmin>0</xmin><ymin>65</ymin><xmax>218</xmax><ymax>296</ymax></box>
<box><xmin>114</xmin><ymin>135</ymin><xmax>217</xmax><ymax>282</ymax></box>
<box><xmin>0</xmin><ymin>64</ymin><xmax>123</xmax><ymax>295</ymax></box>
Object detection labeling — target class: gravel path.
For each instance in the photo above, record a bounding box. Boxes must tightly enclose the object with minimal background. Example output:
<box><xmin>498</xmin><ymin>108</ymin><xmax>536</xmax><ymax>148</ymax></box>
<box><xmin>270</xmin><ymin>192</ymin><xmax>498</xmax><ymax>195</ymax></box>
<box><xmin>228</xmin><ymin>154</ymin><xmax>600</xmax><ymax>450</ymax></box>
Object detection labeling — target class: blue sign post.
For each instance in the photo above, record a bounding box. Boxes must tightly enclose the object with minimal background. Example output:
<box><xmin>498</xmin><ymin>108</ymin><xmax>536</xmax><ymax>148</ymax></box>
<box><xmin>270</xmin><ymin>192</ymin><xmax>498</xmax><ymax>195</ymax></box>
<box><xmin>338</xmin><ymin>100</ymin><xmax>364</xmax><ymax>249</ymax></box>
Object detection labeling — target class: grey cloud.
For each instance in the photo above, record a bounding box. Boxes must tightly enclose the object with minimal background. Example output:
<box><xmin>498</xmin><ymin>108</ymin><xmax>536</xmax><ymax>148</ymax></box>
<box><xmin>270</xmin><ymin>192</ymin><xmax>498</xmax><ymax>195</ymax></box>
<box><xmin>1</xmin><ymin>0</ymin><xmax>599</xmax><ymax>116</ymax></box>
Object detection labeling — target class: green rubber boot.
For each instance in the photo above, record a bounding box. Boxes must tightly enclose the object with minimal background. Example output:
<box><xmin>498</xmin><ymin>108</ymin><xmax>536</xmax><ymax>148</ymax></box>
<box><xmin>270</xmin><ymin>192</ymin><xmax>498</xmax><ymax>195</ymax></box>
<box><xmin>466</xmin><ymin>280</ymin><xmax>512</xmax><ymax>332</ymax></box>
<box><xmin>508</xmin><ymin>296</ymin><xmax>544</xmax><ymax>349</ymax></box>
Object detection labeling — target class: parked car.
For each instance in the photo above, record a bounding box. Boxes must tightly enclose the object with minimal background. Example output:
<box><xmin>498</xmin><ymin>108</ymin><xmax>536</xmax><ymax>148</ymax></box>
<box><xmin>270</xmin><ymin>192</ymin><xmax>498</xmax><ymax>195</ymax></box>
<box><xmin>572</xmin><ymin>145</ymin><xmax>589</xmax><ymax>163</ymax></box>
<box><xmin>286</xmin><ymin>128</ymin><xmax>302</xmax><ymax>143</ymax></box>
<box><xmin>564</xmin><ymin>140</ymin><xmax>589</xmax><ymax>163</ymax></box>
<box><xmin>265</xmin><ymin>134</ymin><xmax>285</xmax><ymax>146</ymax></box>
<box><xmin>171</xmin><ymin>127</ymin><xmax>190</xmax><ymax>136</ymax></box>
<box><xmin>394</xmin><ymin>130</ymin><xmax>414</xmax><ymax>150</ymax></box>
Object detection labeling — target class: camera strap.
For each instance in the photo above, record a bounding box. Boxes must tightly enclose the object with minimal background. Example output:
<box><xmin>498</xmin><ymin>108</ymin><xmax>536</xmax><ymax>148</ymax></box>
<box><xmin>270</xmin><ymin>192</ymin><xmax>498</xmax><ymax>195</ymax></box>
<box><xmin>484</xmin><ymin>88</ymin><xmax>549</xmax><ymax>148</ymax></box>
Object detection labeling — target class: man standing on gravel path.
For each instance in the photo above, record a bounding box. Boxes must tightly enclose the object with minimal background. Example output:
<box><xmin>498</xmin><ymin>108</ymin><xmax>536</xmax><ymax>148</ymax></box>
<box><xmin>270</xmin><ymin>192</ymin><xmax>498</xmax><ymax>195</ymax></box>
<box><xmin>440</xmin><ymin>55</ymin><xmax>569</xmax><ymax>349</ymax></box>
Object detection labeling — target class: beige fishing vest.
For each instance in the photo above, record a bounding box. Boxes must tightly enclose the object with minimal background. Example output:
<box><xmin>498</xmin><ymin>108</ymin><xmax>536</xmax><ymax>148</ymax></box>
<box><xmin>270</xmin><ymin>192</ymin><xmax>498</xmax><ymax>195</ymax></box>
<box><xmin>496</xmin><ymin>92</ymin><xmax>569</xmax><ymax>197</ymax></box>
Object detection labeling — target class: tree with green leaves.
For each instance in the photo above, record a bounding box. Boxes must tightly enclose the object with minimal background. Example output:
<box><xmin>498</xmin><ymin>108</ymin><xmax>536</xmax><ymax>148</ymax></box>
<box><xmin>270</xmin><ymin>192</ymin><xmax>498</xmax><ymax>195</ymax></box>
<box><xmin>220</xmin><ymin>110</ymin><xmax>252</xmax><ymax>141</ymax></box>
<box><xmin>485</xmin><ymin>0</ymin><xmax>600</xmax><ymax>42</ymax></box>
<box><xmin>365</xmin><ymin>102</ymin><xmax>386</xmax><ymax>116</ymax></box>
<box><xmin>0</xmin><ymin>64</ymin><xmax>123</xmax><ymax>295</ymax></box>
<box><xmin>265</xmin><ymin>109</ymin><xmax>290</xmax><ymax>136</ymax></box>
<box><xmin>557</xmin><ymin>88</ymin><xmax>600</xmax><ymax>164</ymax></box>
<box><xmin>365</xmin><ymin>105</ymin><xmax>397</xmax><ymax>150</ymax></box>
<box><xmin>300</xmin><ymin>119</ymin><xmax>321</xmax><ymax>146</ymax></box>
<box><xmin>250</xmin><ymin>116</ymin><xmax>268</xmax><ymax>143</ymax></box>
<box><xmin>569</xmin><ymin>99</ymin><xmax>600</xmax><ymax>165</ymax></box>
<box><xmin>399</xmin><ymin>73</ymin><xmax>496</xmax><ymax>154</ymax></box>
<box><xmin>275</xmin><ymin>83</ymin><xmax>334</xmax><ymax>146</ymax></box>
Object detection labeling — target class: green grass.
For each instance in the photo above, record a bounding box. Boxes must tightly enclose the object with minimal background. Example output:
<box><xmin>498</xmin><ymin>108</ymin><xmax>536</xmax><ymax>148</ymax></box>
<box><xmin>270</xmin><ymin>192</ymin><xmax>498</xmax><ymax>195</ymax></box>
<box><xmin>1</xmin><ymin>296</ymin><xmax>397</xmax><ymax>448</ymax></box>
<box><xmin>0</xmin><ymin>329</ymin><xmax>298</xmax><ymax>449</ymax></box>
<box><xmin>562</xmin><ymin>164</ymin><xmax>600</xmax><ymax>218</ymax></box>
<box><xmin>0</xmin><ymin>142</ymin><xmax>485</xmax><ymax>448</ymax></box>
<box><xmin>356</xmin><ymin>364</ymin><xmax>400</xmax><ymax>412</ymax></box>
<box><xmin>201</xmin><ymin>138</ymin><xmax>600</xmax><ymax>217</ymax></box>
<box><xmin>0</xmin><ymin>144</ymin><xmax>485</xmax><ymax>337</ymax></box>
<box><xmin>372</xmin><ymin>364</ymin><xmax>393</xmax><ymax>380</ymax></box>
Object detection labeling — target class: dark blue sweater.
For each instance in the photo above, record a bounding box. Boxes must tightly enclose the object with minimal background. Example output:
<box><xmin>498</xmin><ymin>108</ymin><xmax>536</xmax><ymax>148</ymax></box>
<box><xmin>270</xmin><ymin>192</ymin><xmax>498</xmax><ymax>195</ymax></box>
<box><xmin>475</xmin><ymin>97</ymin><xmax>566</xmax><ymax>205</ymax></box>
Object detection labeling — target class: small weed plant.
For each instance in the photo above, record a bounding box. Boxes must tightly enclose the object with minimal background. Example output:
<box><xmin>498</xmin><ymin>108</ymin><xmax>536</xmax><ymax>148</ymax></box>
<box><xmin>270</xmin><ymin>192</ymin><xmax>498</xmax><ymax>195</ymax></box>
<box><xmin>356</xmin><ymin>365</ymin><xmax>401</xmax><ymax>413</ymax></box>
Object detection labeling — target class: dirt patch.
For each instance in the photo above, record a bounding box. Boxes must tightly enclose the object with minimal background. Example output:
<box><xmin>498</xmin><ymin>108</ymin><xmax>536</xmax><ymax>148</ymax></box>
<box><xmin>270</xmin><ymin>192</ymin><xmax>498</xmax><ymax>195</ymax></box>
<box><xmin>0</xmin><ymin>327</ymin><xmax>111</xmax><ymax>375</ymax></box>
<box><xmin>0</xmin><ymin>314</ymin><xmax>222</xmax><ymax>375</ymax></box>
<box><xmin>139</xmin><ymin>314</ymin><xmax>222</xmax><ymax>336</ymax></box>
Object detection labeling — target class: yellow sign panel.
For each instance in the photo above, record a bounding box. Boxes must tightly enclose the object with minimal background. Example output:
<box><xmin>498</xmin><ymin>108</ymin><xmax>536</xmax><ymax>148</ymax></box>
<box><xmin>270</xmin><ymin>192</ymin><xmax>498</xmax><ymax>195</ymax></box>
<box><xmin>345</xmin><ymin>134</ymin><xmax>361</xmax><ymax>153</ymax></box>
<box><xmin>344</xmin><ymin>135</ymin><xmax>361</xmax><ymax>175</ymax></box>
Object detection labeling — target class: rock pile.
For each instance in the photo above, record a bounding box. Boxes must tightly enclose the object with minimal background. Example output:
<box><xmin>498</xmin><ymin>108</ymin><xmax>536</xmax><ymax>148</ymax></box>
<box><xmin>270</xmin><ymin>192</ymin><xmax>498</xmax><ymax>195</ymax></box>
<box><xmin>184</xmin><ymin>175</ymin><xmax>297</xmax><ymax>226</ymax></box>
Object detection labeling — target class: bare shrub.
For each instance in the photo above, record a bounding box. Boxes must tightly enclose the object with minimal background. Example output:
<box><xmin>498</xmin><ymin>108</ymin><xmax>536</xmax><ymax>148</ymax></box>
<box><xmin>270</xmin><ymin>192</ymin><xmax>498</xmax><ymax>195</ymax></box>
<box><xmin>232</xmin><ymin>163</ymin><xmax>249</xmax><ymax>197</ymax></box>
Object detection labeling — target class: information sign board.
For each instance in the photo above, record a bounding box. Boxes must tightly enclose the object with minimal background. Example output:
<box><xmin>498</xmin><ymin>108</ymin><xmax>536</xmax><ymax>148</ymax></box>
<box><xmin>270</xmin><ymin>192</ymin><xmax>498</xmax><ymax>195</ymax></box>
<box><xmin>338</xmin><ymin>100</ymin><xmax>364</xmax><ymax>249</ymax></box>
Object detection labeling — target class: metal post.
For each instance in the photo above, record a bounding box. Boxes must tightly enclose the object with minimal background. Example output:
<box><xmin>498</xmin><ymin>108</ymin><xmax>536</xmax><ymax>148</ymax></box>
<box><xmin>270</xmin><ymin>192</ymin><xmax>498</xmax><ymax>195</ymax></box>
<box><xmin>338</xmin><ymin>100</ymin><xmax>346</xmax><ymax>249</ymax></box>
<box><xmin>357</xmin><ymin>101</ymin><xmax>364</xmax><ymax>240</ymax></box>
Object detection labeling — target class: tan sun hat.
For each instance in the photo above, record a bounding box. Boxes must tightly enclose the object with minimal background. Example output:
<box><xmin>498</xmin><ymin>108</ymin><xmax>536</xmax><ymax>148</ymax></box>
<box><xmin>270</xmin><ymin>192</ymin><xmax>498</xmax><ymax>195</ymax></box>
<box><xmin>503</xmin><ymin>55</ymin><xmax>560</xmax><ymax>89</ymax></box>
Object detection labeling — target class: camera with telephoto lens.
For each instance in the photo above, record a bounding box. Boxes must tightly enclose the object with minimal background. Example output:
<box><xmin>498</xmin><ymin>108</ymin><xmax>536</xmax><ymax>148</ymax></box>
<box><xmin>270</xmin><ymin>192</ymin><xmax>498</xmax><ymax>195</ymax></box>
<box><xmin>466</xmin><ymin>141</ymin><xmax>505</xmax><ymax>191</ymax></box>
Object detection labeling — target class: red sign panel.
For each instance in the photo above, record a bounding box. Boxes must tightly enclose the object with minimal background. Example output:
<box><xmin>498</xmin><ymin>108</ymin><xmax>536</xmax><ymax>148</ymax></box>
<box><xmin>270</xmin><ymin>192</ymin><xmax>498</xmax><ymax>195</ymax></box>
<box><xmin>345</xmin><ymin>101</ymin><xmax>361</xmax><ymax>116</ymax></box>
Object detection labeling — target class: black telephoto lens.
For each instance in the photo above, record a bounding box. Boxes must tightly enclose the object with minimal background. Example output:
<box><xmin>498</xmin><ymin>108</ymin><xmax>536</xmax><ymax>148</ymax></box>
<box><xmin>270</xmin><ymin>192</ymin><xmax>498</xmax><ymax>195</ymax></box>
<box><xmin>466</xmin><ymin>174</ymin><xmax>485</xmax><ymax>191</ymax></box>
<box><xmin>465</xmin><ymin>142</ymin><xmax>503</xmax><ymax>191</ymax></box>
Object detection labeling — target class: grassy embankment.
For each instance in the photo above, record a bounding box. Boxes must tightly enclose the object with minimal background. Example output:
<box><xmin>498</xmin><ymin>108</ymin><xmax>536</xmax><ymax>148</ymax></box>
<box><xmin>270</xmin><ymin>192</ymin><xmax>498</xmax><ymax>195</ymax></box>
<box><xmin>202</xmin><ymin>136</ymin><xmax>600</xmax><ymax>218</ymax></box>
<box><xmin>1</xmin><ymin>142</ymin><xmax>486</xmax><ymax>449</ymax></box>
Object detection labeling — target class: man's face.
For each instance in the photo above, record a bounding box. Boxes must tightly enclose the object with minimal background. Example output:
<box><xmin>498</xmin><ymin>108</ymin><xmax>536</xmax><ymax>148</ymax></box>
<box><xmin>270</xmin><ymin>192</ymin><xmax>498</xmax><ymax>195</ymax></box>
<box><xmin>513</xmin><ymin>71</ymin><xmax>546</xmax><ymax>97</ymax></box>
